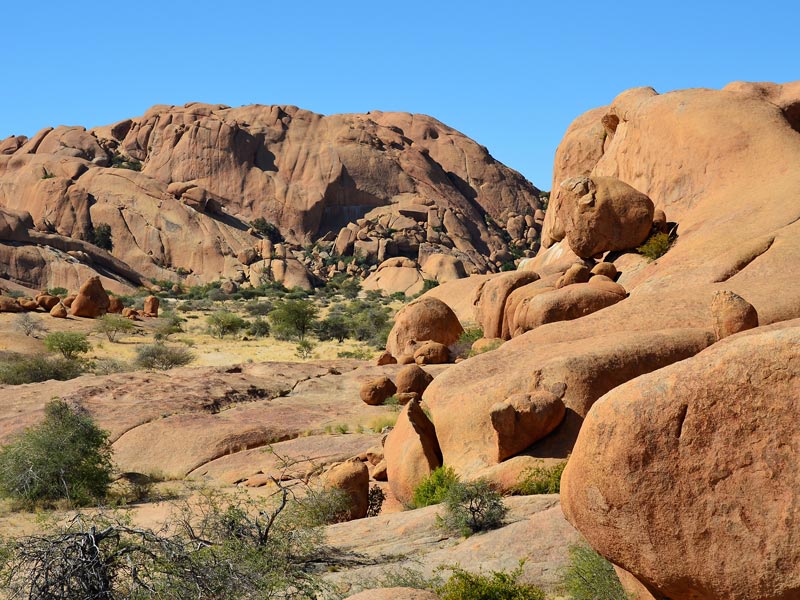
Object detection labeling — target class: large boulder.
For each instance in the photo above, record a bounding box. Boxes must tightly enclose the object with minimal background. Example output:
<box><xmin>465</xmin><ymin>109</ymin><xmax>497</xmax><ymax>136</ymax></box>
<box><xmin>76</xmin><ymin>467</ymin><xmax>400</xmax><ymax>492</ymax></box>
<box><xmin>361</xmin><ymin>258</ymin><xmax>427</xmax><ymax>297</ymax></box>
<box><xmin>322</xmin><ymin>458</ymin><xmax>370</xmax><ymax>520</ymax></box>
<box><xmin>0</xmin><ymin>296</ymin><xmax>23</xmax><ymax>313</ymax></box>
<box><xmin>70</xmin><ymin>276</ymin><xmax>110</xmax><ymax>318</ymax></box>
<box><xmin>143</xmin><ymin>295</ymin><xmax>159</xmax><ymax>318</ymax></box>
<box><xmin>476</xmin><ymin>271</ymin><xmax>540</xmax><ymax>339</ymax></box>
<box><xmin>561</xmin><ymin>321</ymin><xmax>800</xmax><ymax>600</ymax></box>
<box><xmin>395</xmin><ymin>364</ymin><xmax>434</xmax><ymax>396</ymax></box>
<box><xmin>386</xmin><ymin>297</ymin><xmax>463</xmax><ymax>359</ymax></box>
<box><xmin>384</xmin><ymin>399</ymin><xmax>442</xmax><ymax>505</ymax></box>
<box><xmin>559</xmin><ymin>175</ymin><xmax>654</xmax><ymax>258</ymax></box>
<box><xmin>359</xmin><ymin>377</ymin><xmax>397</xmax><ymax>406</ymax></box>
<box><xmin>711</xmin><ymin>289</ymin><xmax>758</xmax><ymax>340</ymax></box>
<box><xmin>489</xmin><ymin>391</ymin><xmax>565</xmax><ymax>462</ymax></box>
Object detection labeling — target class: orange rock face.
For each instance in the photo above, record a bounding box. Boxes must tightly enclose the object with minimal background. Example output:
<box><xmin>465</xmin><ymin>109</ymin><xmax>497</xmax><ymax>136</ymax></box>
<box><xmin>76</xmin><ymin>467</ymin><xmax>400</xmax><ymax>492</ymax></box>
<box><xmin>322</xmin><ymin>458</ymin><xmax>370</xmax><ymax>520</ymax></box>
<box><xmin>69</xmin><ymin>276</ymin><xmax>110</xmax><ymax>318</ymax></box>
<box><xmin>561</xmin><ymin>321</ymin><xmax>800</xmax><ymax>600</ymax></box>
<box><xmin>385</xmin><ymin>297</ymin><xmax>463</xmax><ymax>359</ymax></box>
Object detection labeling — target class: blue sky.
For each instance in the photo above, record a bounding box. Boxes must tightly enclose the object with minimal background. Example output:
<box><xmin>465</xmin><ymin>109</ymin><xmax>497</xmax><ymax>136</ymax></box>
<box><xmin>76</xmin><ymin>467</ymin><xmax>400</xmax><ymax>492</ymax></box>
<box><xmin>2</xmin><ymin>0</ymin><xmax>797</xmax><ymax>188</ymax></box>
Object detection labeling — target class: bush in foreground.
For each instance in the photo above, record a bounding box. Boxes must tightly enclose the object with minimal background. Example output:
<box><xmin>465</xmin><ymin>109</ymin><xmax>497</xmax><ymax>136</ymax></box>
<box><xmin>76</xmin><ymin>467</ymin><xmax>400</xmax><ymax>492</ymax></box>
<box><xmin>436</xmin><ymin>563</ymin><xmax>545</xmax><ymax>600</ymax></box>
<box><xmin>514</xmin><ymin>459</ymin><xmax>568</xmax><ymax>495</ymax></box>
<box><xmin>0</xmin><ymin>399</ymin><xmax>113</xmax><ymax>507</ymax></box>
<box><xmin>637</xmin><ymin>231</ymin><xmax>672</xmax><ymax>260</ymax></box>
<box><xmin>561</xmin><ymin>543</ymin><xmax>629</xmax><ymax>600</ymax></box>
<box><xmin>438</xmin><ymin>480</ymin><xmax>508</xmax><ymax>537</ymax></box>
<box><xmin>0</xmin><ymin>354</ymin><xmax>84</xmax><ymax>385</ymax></box>
<box><xmin>412</xmin><ymin>466</ymin><xmax>460</xmax><ymax>508</ymax></box>
<box><xmin>43</xmin><ymin>331</ymin><xmax>90</xmax><ymax>359</ymax></box>
<box><xmin>134</xmin><ymin>343</ymin><xmax>195</xmax><ymax>370</ymax></box>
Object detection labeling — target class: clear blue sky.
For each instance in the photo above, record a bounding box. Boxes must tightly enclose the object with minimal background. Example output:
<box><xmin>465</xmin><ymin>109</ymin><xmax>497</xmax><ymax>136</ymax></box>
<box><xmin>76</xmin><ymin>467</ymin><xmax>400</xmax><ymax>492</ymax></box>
<box><xmin>2</xmin><ymin>0</ymin><xmax>797</xmax><ymax>188</ymax></box>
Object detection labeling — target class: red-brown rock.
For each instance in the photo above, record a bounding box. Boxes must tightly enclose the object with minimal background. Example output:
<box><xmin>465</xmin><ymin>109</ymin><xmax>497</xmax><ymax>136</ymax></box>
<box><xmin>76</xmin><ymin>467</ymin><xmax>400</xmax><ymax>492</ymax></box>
<box><xmin>322</xmin><ymin>458</ymin><xmax>370</xmax><ymax>520</ymax></box>
<box><xmin>359</xmin><ymin>377</ymin><xmax>397</xmax><ymax>406</ymax></box>
<box><xmin>70</xmin><ymin>276</ymin><xmax>110</xmax><ymax>318</ymax></box>
<box><xmin>561</xmin><ymin>321</ymin><xmax>800</xmax><ymax>600</ymax></box>
<box><xmin>49</xmin><ymin>302</ymin><xmax>68</xmax><ymax>318</ymax></box>
<box><xmin>476</xmin><ymin>271</ymin><xmax>540</xmax><ymax>339</ymax></box>
<box><xmin>35</xmin><ymin>294</ymin><xmax>61</xmax><ymax>311</ymax></box>
<box><xmin>107</xmin><ymin>296</ymin><xmax>124</xmax><ymax>313</ymax></box>
<box><xmin>384</xmin><ymin>399</ymin><xmax>442</xmax><ymax>505</ymax></box>
<box><xmin>489</xmin><ymin>391</ymin><xmax>566</xmax><ymax>462</ymax></box>
<box><xmin>375</xmin><ymin>350</ymin><xmax>397</xmax><ymax>366</ymax></box>
<box><xmin>413</xmin><ymin>342</ymin><xmax>449</xmax><ymax>365</ymax></box>
<box><xmin>386</xmin><ymin>297</ymin><xmax>463</xmax><ymax>359</ymax></box>
<box><xmin>710</xmin><ymin>290</ymin><xmax>758</xmax><ymax>340</ymax></box>
<box><xmin>395</xmin><ymin>364</ymin><xmax>434</xmax><ymax>396</ymax></box>
<box><xmin>143</xmin><ymin>295</ymin><xmax>159</xmax><ymax>318</ymax></box>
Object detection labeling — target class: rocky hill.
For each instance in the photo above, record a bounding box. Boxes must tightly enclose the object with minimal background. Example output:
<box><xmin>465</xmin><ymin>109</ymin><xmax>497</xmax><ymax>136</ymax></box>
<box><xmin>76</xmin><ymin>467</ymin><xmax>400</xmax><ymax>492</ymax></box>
<box><xmin>0</xmin><ymin>104</ymin><xmax>543</xmax><ymax>294</ymax></box>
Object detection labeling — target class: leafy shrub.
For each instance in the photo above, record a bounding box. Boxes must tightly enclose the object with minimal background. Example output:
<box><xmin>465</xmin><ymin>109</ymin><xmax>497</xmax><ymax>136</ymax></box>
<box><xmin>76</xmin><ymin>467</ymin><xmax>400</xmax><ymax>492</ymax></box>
<box><xmin>13</xmin><ymin>313</ymin><xmax>47</xmax><ymax>337</ymax></box>
<box><xmin>438</xmin><ymin>480</ymin><xmax>508</xmax><ymax>536</ymax></box>
<box><xmin>247</xmin><ymin>317</ymin><xmax>270</xmax><ymax>338</ymax></box>
<box><xmin>244</xmin><ymin>300</ymin><xmax>273</xmax><ymax>316</ymax></box>
<box><xmin>134</xmin><ymin>343</ymin><xmax>195</xmax><ymax>370</ymax></box>
<box><xmin>637</xmin><ymin>231</ymin><xmax>672</xmax><ymax>260</ymax></box>
<box><xmin>46</xmin><ymin>287</ymin><xmax>68</xmax><ymax>297</ymax></box>
<box><xmin>315</xmin><ymin>313</ymin><xmax>350</xmax><ymax>342</ymax></box>
<box><xmin>436</xmin><ymin>563</ymin><xmax>545</xmax><ymax>600</ymax></box>
<box><xmin>291</xmin><ymin>487</ymin><xmax>354</xmax><ymax>526</ymax></box>
<box><xmin>87</xmin><ymin>357</ymin><xmax>132</xmax><ymax>376</ymax></box>
<box><xmin>90</xmin><ymin>222</ymin><xmax>113</xmax><ymax>251</ymax></box>
<box><xmin>561</xmin><ymin>543</ymin><xmax>629</xmax><ymax>600</ymax></box>
<box><xmin>96</xmin><ymin>313</ymin><xmax>136</xmax><ymax>342</ymax></box>
<box><xmin>43</xmin><ymin>332</ymin><xmax>90</xmax><ymax>359</ymax></box>
<box><xmin>514</xmin><ymin>459</ymin><xmax>567</xmax><ymax>495</ymax></box>
<box><xmin>206</xmin><ymin>310</ymin><xmax>246</xmax><ymax>338</ymax></box>
<box><xmin>367</xmin><ymin>485</ymin><xmax>385</xmax><ymax>517</ymax></box>
<box><xmin>336</xmin><ymin>346</ymin><xmax>374</xmax><ymax>360</ymax></box>
<box><xmin>154</xmin><ymin>310</ymin><xmax>184</xmax><ymax>340</ymax></box>
<box><xmin>0</xmin><ymin>354</ymin><xmax>84</xmax><ymax>385</ymax></box>
<box><xmin>412</xmin><ymin>466</ymin><xmax>460</xmax><ymax>508</ymax></box>
<box><xmin>270</xmin><ymin>300</ymin><xmax>318</xmax><ymax>341</ymax></box>
<box><xmin>110</xmin><ymin>154</ymin><xmax>142</xmax><ymax>171</ymax></box>
<box><xmin>295</xmin><ymin>339</ymin><xmax>317</xmax><ymax>359</ymax></box>
<box><xmin>251</xmin><ymin>217</ymin><xmax>283</xmax><ymax>243</ymax></box>
<box><xmin>0</xmin><ymin>400</ymin><xmax>113</xmax><ymax>506</ymax></box>
<box><xmin>452</xmin><ymin>326</ymin><xmax>483</xmax><ymax>358</ymax></box>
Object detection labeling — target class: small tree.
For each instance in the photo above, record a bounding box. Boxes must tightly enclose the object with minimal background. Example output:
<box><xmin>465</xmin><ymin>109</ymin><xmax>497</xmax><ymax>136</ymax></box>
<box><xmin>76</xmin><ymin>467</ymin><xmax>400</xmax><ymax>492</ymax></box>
<box><xmin>295</xmin><ymin>339</ymin><xmax>316</xmax><ymax>359</ymax></box>
<box><xmin>43</xmin><ymin>332</ymin><xmax>90</xmax><ymax>359</ymax></box>
<box><xmin>207</xmin><ymin>310</ymin><xmax>247</xmax><ymax>339</ymax></box>
<box><xmin>134</xmin><ymin>343</ymin><xmax>195</xmax><ymax>370</ymax></box>
<box><xmin>438</xmin><ymin>480</ymin><xmax>508</xmax><ymax>537</ymax></box>
<box><xmin>270</xmin><ymin>300</ymin><xmax>318</xmax><ymax>341</ymax></box>
<box><xmin>90</xmin><ymin>223</ymin><xmax>113</xmax><ymax>251</ymax></box>
<box><xmin>0</xmin><ymin>400</ymin><xmax>113</xmax><ymax>506</ymax></box>
<box><xmin>14</xmin><ymin>313</ymin><xmax>47</xmax><ymax>338</ymax></box>
<box><xmin>96</xmin><ymin>314</ymin><xmax>136</xmax><ymax>342</ymax></box>
<box><xmin>247</xmin><ymin>317</ymin><xmax>270</xmax><ymax>338</ymax></box>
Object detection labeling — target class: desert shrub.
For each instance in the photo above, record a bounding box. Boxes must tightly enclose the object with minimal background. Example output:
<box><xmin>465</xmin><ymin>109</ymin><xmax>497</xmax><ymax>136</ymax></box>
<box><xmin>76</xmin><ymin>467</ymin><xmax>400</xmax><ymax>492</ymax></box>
<box><xmin>0</xmin><ymin>400</ymin><xmax>113</xmax><ymax>507</ymax></box>
<box><xmin>247</xmin><ymin>317</ymin><xmax>270</xmax><ymax>338</ymax></box>
<box><xmin>134</xmin><ymin>343</ymin><xmax>195</xmax><ymax>370</ymax></box>
<box><xmin>13</xmin><ymin>313</ymin><xmax>47</xmax><ymax>337</ymax></box>
<box><xmin>270</xmin><ymin>300</ymin><xmax>318</xmax><ymax>341</ymax></box>
<box><xmin>154</xmin><ymin>310</ymin><xmax>184</xmax><ymax>340</ymax></box>
<box><xmin>290</xmin><ymin>487</ymin><xmax>354</xmax><ymax>526</ymax></box>
<box><xmin>336</xmin><ymin>346</ymin><xmax>374</xmax><ymax>360</ymax></box>
<box><xmin>561</xmin><ymin>543</ymin><xmax>629</xmax><ymax>600</ymax></box>
<box><xmin>315</xmin><ymin>313</ymin><xmax>350</xmax><ymax>342</ymax></box>
<box><xmin>87</xmin><ymin>357</ymin><xmax>132</xmax><ymax>376</ymax></box>
<box><xmin>251</xmin><ymin>217</ymin><xmax>283</xmax><ymax>243</ymax></box>
<box><xmin>90</xmin><ymin>222</ymin><xmax>113</xmax><ymax>250</ymax></box>
<box><xmin>43</xmin><ymin>331</ymin><xmax>90</xmax><ymax>359</ymax></box>
<box><xmin>206</xmin><ymin>310</ymin><xmax>246</xmax><ymax>338</ymax></box>
<box><xmin>637</xmin><ymin>231</ymin><xmax>672</xmax><ymax>260</ymax></box>
<box><xmin>244</xmin><ymin>300</ymin><xmax>273</xmax><ymax>316</ymax></box>
<box><xmin>46</xmin><ymin>287</ymin><xmax>68</xmax><ymax>297</ymax></box>
<box><xmin>438</xmin><ymin>480</ymin><xmax>508</xmax><ymax>536</ymax></box>
<box><xmin>111</xmin><ymin>154</ymin><xmax>142</xmax><ymax>171</ymax></box>
<box><xmin>340</xmin><ymin>299</ymin><xmax>392</xmax><ymax>348</ymax></box>
<box><xmin>436</xmin><ymin>562</ymin><xmax>545</xmax><ymax>600</ymax></box>
<box><xmin>295</xmin><ymin>339</ymin><xmax>317</xmax><ymax>359</ymax></box>
<box><xmin>452</xmin><ymin>326</ymin><xmax>483</xmax><ymax>358</ymax></box>
<box><xmin>367</xmin><ymin>413</ymin><xmax>398</xmax><ymax>432</ymax></box>
<box><xmin>412</xmin><ymin>466</ymin><xmax>460</xmax><ymax>508</ymax></box>
<box><xmin>514</xmin><ymin>459</ymin><xmax>568</xmax><ymax>495</ymax></box>
<box><xmin>0</xmin><ymin>354</ymin><xmax>84</xmax><ymax>385</ymax></box>
<box><xmin>0</xmin><ymin>489</ymin><xmax>333</xmax><ymax>599</ymax></box>
<box><xmin>96</xmin><ymin>313</ymin><xmax>136</xmax><ymax>342</ymax></box>
<box><xmin>367</xmin><ymin>485</ymin><xmax>385</xmax><ymax>517</ymax></box>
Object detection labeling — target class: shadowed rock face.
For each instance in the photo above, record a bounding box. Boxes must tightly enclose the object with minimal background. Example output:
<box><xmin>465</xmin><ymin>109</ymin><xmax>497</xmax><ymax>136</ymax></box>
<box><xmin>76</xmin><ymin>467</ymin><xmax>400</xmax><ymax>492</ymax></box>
<box><xmin>0</xmin><ymin>103</ymin><xmax>541</xmax><ymax>291</ymax></box>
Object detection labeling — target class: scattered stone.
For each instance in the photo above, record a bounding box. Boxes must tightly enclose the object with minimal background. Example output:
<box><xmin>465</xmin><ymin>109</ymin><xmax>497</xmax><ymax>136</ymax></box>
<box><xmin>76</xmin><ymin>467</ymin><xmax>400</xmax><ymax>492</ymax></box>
<box><xmin>413</xmin><ymin>341</ymin><xmax>449</xmax><ymax>365</ymax></box>
<box><xmin>711</xmin><ymin>290</ymin><xmax>758</xmax><ymax>340</ymax></box>
<box><xmin>143</xmin><ymin>295</ymin><xmax>159</xmax><ymax>318</ymax></box>
<box><xmin>395</xmin><ymin>364</ymin><xmax>434</xmax><ymax>396</ymax></box>
<box><xmin>322</xmin><ymin>458</ymin><xmax>370</xmax><ymax>520</ymax></box>
<box><xmin>359</xmin><ymin>377</ymin><xmax>397</xmax><ymax>406</ymax></box>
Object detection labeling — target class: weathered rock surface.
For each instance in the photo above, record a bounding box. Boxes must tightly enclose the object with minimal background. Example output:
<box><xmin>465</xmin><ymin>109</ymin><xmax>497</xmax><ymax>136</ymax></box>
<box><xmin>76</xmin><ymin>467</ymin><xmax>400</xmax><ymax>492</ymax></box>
<box><xmin>0</xmin><ymin>104</ymin><xmax>542</xmax><ymax>291</ymax></box>
<box><xmin>70</xmin><ymin>276</ymin><xmax>110</xmax><ymax>317</ymax></box>
<box><xmin>386</xmin><ymin>297</ymin><xmax>463</xmax><ymax>359</ymax></box>
<box><xmin>561</xmin><ymin>320</ymin><xmax>800</xmax><ymax>600</ymax></box>
<box><xmin>345</xmin><ymin>589</ymin><xmax>439</xmax><ymax>600</ymax></box>
<box><xmin>710</xmin><ymin>289</ymin><xmax>758</xmax><ymax>340</ymax></box>
<box><xmin>489</xmin><ymin>391</ymin><xmax>565</xmax><ymax>462</ymax></box>
<box><xmin>359</xmin><ymin>376</ymin><xmax>397</xmax><ymax>406</ymax></box>
<box><xmin>395</xmin><ymin>364</ymin><xmax>435</xmax><ymax>396</ymax></box>
<box><xmin>384</xmin><ymin>399</ymin><xmax>442</xmax><ymax>505</ymax></box>
<box><xmin>322</xmin><ymin>458</ymin><xmax>370</xmax><ymax>520</ymax></box>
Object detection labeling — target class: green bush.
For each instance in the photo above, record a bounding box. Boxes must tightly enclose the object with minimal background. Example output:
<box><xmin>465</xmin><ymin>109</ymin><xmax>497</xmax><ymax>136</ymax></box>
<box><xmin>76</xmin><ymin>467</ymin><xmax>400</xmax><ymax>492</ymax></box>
<box><xmin>452</xmin><ymin>326</ymin><xmax>483</xmax><ymax>358</ymax></box>
<box><xmin>637</xmin><ymin>231</ymin><xmax>672</xmax><ymax>260</ymax></box>
<box><xmin>96</xmin><ymin>313</ymin><xmax>136</xmax><ymax>342</ymax></box>
<box><xmin>412</xmin><ymin>466</ymin><xmax>460</xmax><ymax>508</ymax></box>
<box><xmin>206</xmin><ymin>310</ymin><xmax>247</xmax><ymax>338</ymax></box>
<box><xmin>270</xmin><ymin>300</ymin><xmax>318</xmax><ymax>341</ymax></box>
<box><xmin>561</xmin><ymin>543</ymin><xmax>629</xmax><ymax>600</ymax></box>
<box><xmin>46</xmin><ymin>287</ymin><xmax>68</xmax><ymax>297</ymax></box>
<box><xmin>0</xmin><ymin>354</ymin><xmax>84</xmax><ymax>385</ymax></box>
<box><xmin>251</xmin><ymin>217</ymin><xmax>283</xmax><ymax>243</ymax></box>
<box><xmin>134</xmin><ymin>343</ymin><xmax>195</xmax><ymax>370</ymax></box>
<box><xmin>514</xmin><ymin>460</ymin><xmax>567</xmax><ymax>495</ymax></box>
<box><xmin>43</xmin><ymin>332</ymin><xmax>90</xmax><ymax>359</ymax></box>
<box><xmin>244</xmin><ymin>300</ymin><xmax>273</xmax><ymax>316</ymax></box>
<box><xmin>247</xmin><ymin>317</ymin><xmax>270</xmax><ymax>338</ymax></box>
<box><xmin>0</xmin><ymin>399</ymin><xmax>113</xmax><ymax>507</ymax></box>
<box><xmin>367</xmin><ymin>485</ymin><xmax>385</xmax><ymax>517</ymax></box>
<box><xmin>90</xmin><ymin>222</ymin><xmax>113</xmax><ymax>251</ymax></box>
<box><xmin>154</xmin><ymin>311</ymin><xmax>184</xmax><ymax>340</ymax></box>
<box><xmin>436</xmin><ymin>563</ymin><xmax>545</xmax><ymax>600</ymax></box>
<box><xmin>13</xmin><ymin>313</ymin><xmax>47</xmax><ymax>337</ymax></box>
<box><xmin>438</xmin><ymin>480</ymin><xmax>508</xmax><ymax>536</ymax></box>
<box><xmin>295</xmin><ymin>339</ymin><xmax>316</xmax><ymax>359</ymax></box>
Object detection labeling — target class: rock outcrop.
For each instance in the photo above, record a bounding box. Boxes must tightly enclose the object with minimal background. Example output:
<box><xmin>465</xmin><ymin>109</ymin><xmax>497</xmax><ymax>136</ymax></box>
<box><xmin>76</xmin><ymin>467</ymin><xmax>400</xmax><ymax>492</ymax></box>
<box><xmin>70</xmin><ymin>276</ymin><xmax>110</xmax><ymax>318</ymax></box>
<box><xmin>561</xmin><ymin>320</ymin><xmax>800</xmax><ymax>600</ymax></box>
<box><xmin>322</xmin><ymin>459</ymin><xmax>370</xmax><ymax>520</ymax></box>
<box><xmin>0</xmin><ymin>104</ymin><xmax>543</xmax><ymax>291</ymax></box>
<box><xmin>385</xmin><ymin>297</ymin><xmax>463</xmax><ymax>359</ymax></box>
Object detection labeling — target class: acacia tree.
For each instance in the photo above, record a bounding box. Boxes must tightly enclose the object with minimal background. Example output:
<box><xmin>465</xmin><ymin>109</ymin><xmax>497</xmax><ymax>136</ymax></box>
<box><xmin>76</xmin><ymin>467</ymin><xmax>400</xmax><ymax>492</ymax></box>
<box><xmin>0</xmin><ymin>400</ymin><xmax>113</xmax><ymax>506</ymax></box>
<box><xmin>269</xmin><ymin>300</ymin><xmax>318</xmax><ymax>341</ymax></box>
